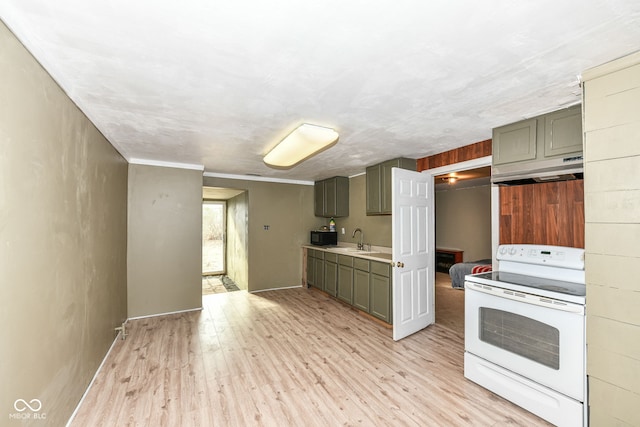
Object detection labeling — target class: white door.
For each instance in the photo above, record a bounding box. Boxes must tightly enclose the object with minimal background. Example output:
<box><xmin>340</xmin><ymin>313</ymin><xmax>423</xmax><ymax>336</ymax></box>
<box><xmin>392</xmin><ymin>168</ymin><xmax>434</xmax><ymax>341</ymax></box>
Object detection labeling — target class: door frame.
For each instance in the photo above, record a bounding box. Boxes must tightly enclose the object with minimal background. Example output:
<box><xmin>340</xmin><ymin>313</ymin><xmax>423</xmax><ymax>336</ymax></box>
<box><xmin>202</xmin><ymin>199</ymin><xmax>227</xmax><ymax>276</ymax></box>
<box><xmin>423</xmin><ymin>155</ymin><xmax>497</xmax><ymax>269</ymax></box>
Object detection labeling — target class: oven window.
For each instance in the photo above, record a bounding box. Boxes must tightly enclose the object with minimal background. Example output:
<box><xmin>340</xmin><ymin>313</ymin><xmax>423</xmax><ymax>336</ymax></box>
<box><xmin>479</xmin><ymin>308</ymin><xmax>560</xmax><ymax>370</ymax></box>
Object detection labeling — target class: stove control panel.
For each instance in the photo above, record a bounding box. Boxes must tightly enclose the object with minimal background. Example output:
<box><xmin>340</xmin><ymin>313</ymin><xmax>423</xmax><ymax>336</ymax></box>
<box><xmin>497</xmin><ymin>244</ymin><xmax>585</xmax><ymax>270</ymax></box>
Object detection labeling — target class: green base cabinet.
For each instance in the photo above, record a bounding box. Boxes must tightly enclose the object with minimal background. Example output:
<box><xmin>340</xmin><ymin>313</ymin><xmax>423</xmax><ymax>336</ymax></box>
<box><xmin>370</xmin><ymin>261</ymin><xmax>392</xmax><ymax>323</ymax></box>
<box><xmin>313</xmin><ymin>253</ymin><xmax>324</xmax><ymax>291</ymax></box>
<box><xmin>337</xmin><ymin>255</ymin><xmax>354</xmax><ymax>304</ymax></box>
<box><xmin>306</xmin><ymin>250</ymin><xmax>316</xmax><ymax>287</ymax></box>
<box><xmin>324</xmin><ymin>252</ymin><xmax>338</xmax><ymax>296</ymax></box>
<box><xmin>305</xmin><ymin>249</ymin><xmax>393</xmax><ymax>324</ymax></box>
<box><xmin>353</xmin><ymin>267</ymin><xmax>370</xmax><ymax>312</ymax></box>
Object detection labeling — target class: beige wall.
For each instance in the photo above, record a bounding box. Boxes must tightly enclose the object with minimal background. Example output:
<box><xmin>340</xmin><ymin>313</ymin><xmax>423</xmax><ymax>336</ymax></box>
<box><xmin>582</xmin><ymin>51</ymin><xmax>640</xmax><ymax>426</ymax></box>
<box><xmin>203</xmin><ymin>176</ymin><xmax>316</xmax><ymax>291</ymax></box>
<box><xmin>0</xmin><ymin>21</ymin><xmax>128</xmax><ymax>426</ymax></box>
<box><xmin>336</xmin><ymin>174</ymin><xmax>392</xmax><ymax>247</ymax></box>
<box><xmin>226</xmin><ymin>191</ymin><xmax>249</xmax><ymax>290</ymax></box>
<box><xmin>127</xmin><ymin>164</ymin><xmax>203</xmax><ymax>317</ymax></box>
<box><xmin>435</xmin><ymin>185</ymin><xmax>492</xmax><ymax>262</ymax></box>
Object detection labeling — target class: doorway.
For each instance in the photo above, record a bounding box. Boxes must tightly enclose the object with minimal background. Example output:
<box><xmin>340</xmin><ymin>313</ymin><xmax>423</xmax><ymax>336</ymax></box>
<box><xmin>426</xmin><ymin>156</ymin><xmax>495</xmax><ymax>335</ymax></box>
<box><xmin>201</xmin><ymin>185</ymin><xmax>248</xmax><ymax>295</ymax></box>
<box><xmin>202</xmin><ymin>200</ymin><xmax>226</xmax><ymax>275</ymax></box>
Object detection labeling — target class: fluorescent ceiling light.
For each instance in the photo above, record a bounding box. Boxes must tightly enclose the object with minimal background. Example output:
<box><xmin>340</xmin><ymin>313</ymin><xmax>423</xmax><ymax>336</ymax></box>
<box><xmin>264</xmin><ymin>123</ymin><xmax>339</xmax><ymax>169</ymax></box>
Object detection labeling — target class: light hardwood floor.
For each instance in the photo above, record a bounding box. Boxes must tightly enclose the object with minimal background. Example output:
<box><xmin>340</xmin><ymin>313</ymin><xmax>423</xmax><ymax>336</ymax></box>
<box><xmin>70</xmin><ymin>286</ymin><xmax>550</xmax><ymax>426</ymax></box>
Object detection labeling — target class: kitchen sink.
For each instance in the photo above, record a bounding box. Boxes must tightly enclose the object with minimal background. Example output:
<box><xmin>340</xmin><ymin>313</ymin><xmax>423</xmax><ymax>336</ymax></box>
<box><xmin>363</xmin><ymin>252</ymin><xmax>392</xmax><ymax>260</ymax></box>
<box><xmin>321</xmin><ymin>247</ymin><xmax>393</xmax><ymax>261</ymax></box>
<box><xmin>330</xmin><ymin>247</ymin><xmax>367</xmax><ymax>253</ymax></box>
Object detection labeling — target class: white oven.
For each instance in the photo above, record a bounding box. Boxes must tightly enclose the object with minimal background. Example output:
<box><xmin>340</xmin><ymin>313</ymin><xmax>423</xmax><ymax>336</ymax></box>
<box><xmin>464</xmin><ymin>245</ymin><xmax>587</xmax><ymax>427</ymax></box>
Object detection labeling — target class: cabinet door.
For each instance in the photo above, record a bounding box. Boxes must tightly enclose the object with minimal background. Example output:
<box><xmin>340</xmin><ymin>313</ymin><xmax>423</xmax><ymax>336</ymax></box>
<box><xmin>324</xmin><ymin>178</ymin><xmax>337</xmax><ymax>217</ymax></box>
<box><xmin>337</xmin><ymin>264</ymin><xmax>354</xmax><ymax>304</ymax></box>
<box><xmin>353</xmin><ymin>268</ymin><xmax>370</xmax><ymax>312</ymax></box>
<box><xmin>307</xmin><ymin>253</ymin><xmax>315</xmax><ymax>287</ymax></box>
<box><xmin>493</xmin><ymin>119</ymin><xmax>537</xmax><ymax>165</ymax></box>
<box><xmin>314</xmin><ymin>257</ymin><xmax>324</xmax><ymax>291</ymax></box>
<box><xmin>381</xmin><ymin>160</ymin><xmax>397</xmax><ymax>214</ymax></box>
<box><xmin>367</xmin><ymin>159</ymin><xmax>416</xmax><ymax>215</ymax></box>
<box><xmin>370</xmin><ymin>273</ymin><xmax>391</xmax><ymax>323</ymax></box>
<box><xmin>324</xmin><ymin>261</ymin><xmax>337</xmax><ymax>296</ymax></box>
<box><xmin>314</xmin><ymin>181</ymin><xmax>324</xmax><ymax>217</ymax></box>
<box><xmin>366</xmin><ymin>164</ymin><xmax>381</xmax><ymax>215</ymax></box>
<box><xmin>334</xmin><ymin>177</ymin><xmax>349</xmax><ymax>217</ymax></box>
<box><xmin>544</xmin><ymin>106</ymin><xmax>583</xmax><ymax>158</ymax></box>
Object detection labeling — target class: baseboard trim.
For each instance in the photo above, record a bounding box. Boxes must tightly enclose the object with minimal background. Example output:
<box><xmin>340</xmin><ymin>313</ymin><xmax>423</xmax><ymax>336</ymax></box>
<box><xmin>250</xmin><ymin>285</ymin><xmax>302</xmax><ymax>293</ymax></box>
<box><xmin>127</xmin><ymin>307</ymin><xmax>202</xmax><ymax>321</ymax></box>
<box><xmin>65</xmin><ymin>327</ymin><xmax>126</xmax><ymax>426</ymax></box>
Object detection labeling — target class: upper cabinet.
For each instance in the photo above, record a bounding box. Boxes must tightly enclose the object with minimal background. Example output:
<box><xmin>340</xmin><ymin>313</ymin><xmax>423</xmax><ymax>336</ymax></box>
<box><xmin>366</xmin><ymin>158</ymin><xmax>416</xmax><ymax>215</ymax></box>
<box><xmin>543</xmin><ymin>107</ymin><xmax>583</xmax><ymax>157</ymax></box>
<box><xmin>492</xmin><ymin>119</ymin><xmax>538</xmax><ymax>165</ymax></box>
<box><xmin>314</xmin><ymin>176</ymin><xmax>349</xmax><ymax>218</ymax></box>
<box><xmin>493</xmin><ymin>104</ymin><xmax>582</xmax><ymax>166</ymax></box>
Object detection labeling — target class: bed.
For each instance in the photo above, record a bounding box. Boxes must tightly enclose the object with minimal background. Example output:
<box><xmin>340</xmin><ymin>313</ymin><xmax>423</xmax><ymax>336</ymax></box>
<box><xmin>448</xmin><ymin>259</ymin><xmax>492</xmax><ymax>289</ymax></box>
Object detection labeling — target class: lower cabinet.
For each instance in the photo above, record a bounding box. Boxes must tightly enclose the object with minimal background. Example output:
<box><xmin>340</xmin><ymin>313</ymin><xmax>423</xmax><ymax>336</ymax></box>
<box><xmin>307</xmin><ymin>249</ymin><xmax>324</xmax><ymax>289</ymax></box>
<box><xmin>337</xmin><ymin>255</ymin><xmax>354</xmax><ymax>304</ymax></box>
<box><xmin>305</xmin><ymin>248</ymin><xmax>392</xmax><ymax>324</ymax></box>
<box><xmin>370</xmin><ymin>261</ymin><xmax>392</xmax><ymax>323</ymax></box>
<box><xmin>324</xmin><ymin>253</ymin><xmax>338</xmax><ymax>296</ymax></box>
<box><xmin>353</xmin><ymin>259</ymin><xmax>370</xmax><ymax>312</ymax></box>
<box><xmin>313</xmin><ymin>253</ymin><xmax>324</xmax><ymax>290</ymax></box>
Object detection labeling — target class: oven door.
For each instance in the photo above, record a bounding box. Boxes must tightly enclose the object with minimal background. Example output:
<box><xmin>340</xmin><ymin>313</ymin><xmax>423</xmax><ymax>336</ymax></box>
<box><xmin>465</xmin><ymin>281</ymin><xmax>585</xmax><ymax>401</ymax></box>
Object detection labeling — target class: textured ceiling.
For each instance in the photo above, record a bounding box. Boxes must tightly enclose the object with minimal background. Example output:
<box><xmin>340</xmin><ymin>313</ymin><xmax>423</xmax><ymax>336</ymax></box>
<box><xmin>1</xmin><ymin>1</ymin><xmax>639</xmax><ymax>182</ymax></box>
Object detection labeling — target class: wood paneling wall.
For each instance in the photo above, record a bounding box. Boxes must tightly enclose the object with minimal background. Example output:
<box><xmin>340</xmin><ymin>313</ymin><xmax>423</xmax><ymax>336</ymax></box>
<box><xmin>417</xmin><ymin>139</ymin><xmax>491</xmax><ymax>171</ymax></box>
<box><xmin>417</xmin><ymin>138</ymin><xmax>584</xmax><ymax>248</ymax></box>
<box><xmin>499</xmin><ymin>180</ymin><xmax>584</xmax><ymax>248</ymax></box>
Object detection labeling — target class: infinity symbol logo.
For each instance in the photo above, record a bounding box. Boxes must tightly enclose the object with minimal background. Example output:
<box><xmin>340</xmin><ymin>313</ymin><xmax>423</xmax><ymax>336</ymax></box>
<box><xmin>14</xmin><ymin>399</ymin><xmax>42</xmax><ymax>412</ymax></box>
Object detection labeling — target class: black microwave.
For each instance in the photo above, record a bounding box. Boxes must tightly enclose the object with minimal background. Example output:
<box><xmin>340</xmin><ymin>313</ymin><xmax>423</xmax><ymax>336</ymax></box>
<box><xmin>310</xmin><ymin>230</ymin><xmax>337</xmax><ymax>246</ymax></box>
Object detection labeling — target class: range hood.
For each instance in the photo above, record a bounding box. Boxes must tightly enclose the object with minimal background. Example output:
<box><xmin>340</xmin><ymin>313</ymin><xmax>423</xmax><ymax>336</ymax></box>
<box><xmin>491</xmin><ymin>154</ymin><xmax>583</xmax><ymax>186</ymax></box>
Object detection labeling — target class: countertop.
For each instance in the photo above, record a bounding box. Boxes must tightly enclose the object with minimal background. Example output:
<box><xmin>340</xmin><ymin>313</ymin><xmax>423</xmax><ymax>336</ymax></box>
<box><xmin>303</xmin><ymin>244</ymin><xmax>393</xmax><ymax>263</ymax></box>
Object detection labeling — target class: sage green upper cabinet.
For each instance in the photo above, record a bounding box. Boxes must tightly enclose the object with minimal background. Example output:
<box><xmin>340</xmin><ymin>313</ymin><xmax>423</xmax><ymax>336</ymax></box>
<box><xmin>314</xmin><ymin>176</ymin><xmax>349</xmax><ymax>218</ymax></box>
<box><xmin>492</xmin><ymin>119</ymin><xmax>537</xmax><ymax>165</ymax></box>
<box><xmin>544</xmin><ymin>105</ymin><xmax>583</xmax><ymax>158</ymax></box>
<box><xmin>493</xmin><ymin>104</ymin><xmax>582</xmax><ymax>166</ymax></box>
<box><xmin>366</xmin><ymin>158</ymin><xmax>416</xmax><ymax>215</ymax></box>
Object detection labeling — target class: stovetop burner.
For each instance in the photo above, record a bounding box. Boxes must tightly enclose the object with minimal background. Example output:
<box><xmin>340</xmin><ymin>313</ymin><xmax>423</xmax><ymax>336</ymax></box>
<box><xmin>471</xmin><ymin>270</ymin><xmax>586</xmax><ymax>298</ymax></box>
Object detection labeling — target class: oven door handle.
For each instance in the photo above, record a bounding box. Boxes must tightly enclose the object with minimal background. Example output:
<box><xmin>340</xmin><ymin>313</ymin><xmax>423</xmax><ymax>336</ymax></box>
<box><xmin>465</xmin><ymin>281</ymin><xmax>585</xmax><ymax>314</ymax></box>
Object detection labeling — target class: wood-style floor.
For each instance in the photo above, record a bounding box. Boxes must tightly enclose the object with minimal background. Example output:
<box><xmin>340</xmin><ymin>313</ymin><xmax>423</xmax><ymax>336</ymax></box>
<box><xmin>70</xmin><ymin>285</ymin><xmax>551</xmax><ymax>426</ymax></box>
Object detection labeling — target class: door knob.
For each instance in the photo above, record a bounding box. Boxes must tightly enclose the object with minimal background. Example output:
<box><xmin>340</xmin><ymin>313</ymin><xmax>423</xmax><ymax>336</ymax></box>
<box><xmin>396</xmin><ymin>261</ymin><xmax>404</xmax><ymax>268</ymax></box>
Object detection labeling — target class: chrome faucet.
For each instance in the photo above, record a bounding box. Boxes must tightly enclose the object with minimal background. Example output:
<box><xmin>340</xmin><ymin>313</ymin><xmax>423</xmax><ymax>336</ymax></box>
<box><xmin>352</xmin><ymin>228</ymin><xmax>364</xmax><ymax>250</ymax></box>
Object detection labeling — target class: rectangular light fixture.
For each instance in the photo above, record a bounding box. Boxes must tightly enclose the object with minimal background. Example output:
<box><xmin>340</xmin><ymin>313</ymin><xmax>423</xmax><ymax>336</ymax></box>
<box><xmin>264</xmin><ymin>123</ymin><xmax>339</xmax><ymax>169</ymax></box>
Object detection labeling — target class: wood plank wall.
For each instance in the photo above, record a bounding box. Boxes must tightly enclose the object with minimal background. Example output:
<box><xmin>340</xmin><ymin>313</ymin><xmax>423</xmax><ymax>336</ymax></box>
<box><xmin>416</xmin><ymin>139</ymin><xmax>492</xmax><ymax>171</ymax></box>
<box><xmin>416</xmin><ymin>138</ymin><xmax>584</xmax><ymax>248</ymax></box>
<box><xmin>499</xmin><ymin>180</ymin><xmax>585</xmax><ymax>248</ymax></box>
